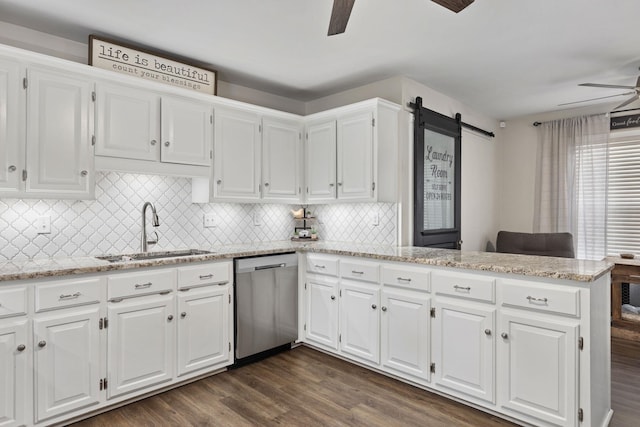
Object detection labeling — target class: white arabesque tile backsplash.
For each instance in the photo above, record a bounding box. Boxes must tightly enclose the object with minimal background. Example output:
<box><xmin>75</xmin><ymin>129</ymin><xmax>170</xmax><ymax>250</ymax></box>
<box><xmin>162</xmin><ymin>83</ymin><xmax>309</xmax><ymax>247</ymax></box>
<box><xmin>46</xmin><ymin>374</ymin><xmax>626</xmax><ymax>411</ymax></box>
<box><xmin>0</xmin><ymin>172</ymin><xmax>397</xmax><ymax>261</ymax></box>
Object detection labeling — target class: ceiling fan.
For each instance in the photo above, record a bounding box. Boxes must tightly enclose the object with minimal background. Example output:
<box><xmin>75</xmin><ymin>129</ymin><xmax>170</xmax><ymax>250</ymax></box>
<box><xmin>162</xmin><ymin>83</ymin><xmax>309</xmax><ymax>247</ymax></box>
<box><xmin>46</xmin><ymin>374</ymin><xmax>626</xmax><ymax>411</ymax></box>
<box><xmin>327</xmin><ymin>0</ymin><xmax>475</xmax><ymax>36</ymax></box>
<box><xmin>559</xmin><ymin>74</ymin><xmax>640</xmax><ymax>110</ymax></box>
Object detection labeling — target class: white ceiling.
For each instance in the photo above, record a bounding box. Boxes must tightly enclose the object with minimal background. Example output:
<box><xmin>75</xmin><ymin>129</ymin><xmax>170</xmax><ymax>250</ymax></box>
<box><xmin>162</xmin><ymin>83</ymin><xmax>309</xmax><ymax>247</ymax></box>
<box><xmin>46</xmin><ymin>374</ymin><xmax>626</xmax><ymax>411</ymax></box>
<box><xmin>0</xmin><ymin>0</ymin><xmax>639</xmax><ymax>119</ymax></box>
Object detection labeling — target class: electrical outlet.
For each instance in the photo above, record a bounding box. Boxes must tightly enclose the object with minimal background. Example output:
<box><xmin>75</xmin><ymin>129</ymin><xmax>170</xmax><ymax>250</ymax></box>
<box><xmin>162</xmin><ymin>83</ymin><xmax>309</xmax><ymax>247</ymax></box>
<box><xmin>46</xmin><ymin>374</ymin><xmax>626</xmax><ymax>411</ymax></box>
<box><xmin>36</xmin><ymin>216</ymin><xmax>51</xmax><ymax>234</ymax></box>
<box><xmin>203</xmin><ymin>213</ymin><xmax>216</xmax><ymax>228</ymax></box>
<box><xmin>253</xmin><ymin>211</ymin><xmax>262</xmax><ymax>226</ymax></box>
<box><xmin>371</xmin><ymin>212</ymin><xmax>379</xmax><ymax>226</ymax></box>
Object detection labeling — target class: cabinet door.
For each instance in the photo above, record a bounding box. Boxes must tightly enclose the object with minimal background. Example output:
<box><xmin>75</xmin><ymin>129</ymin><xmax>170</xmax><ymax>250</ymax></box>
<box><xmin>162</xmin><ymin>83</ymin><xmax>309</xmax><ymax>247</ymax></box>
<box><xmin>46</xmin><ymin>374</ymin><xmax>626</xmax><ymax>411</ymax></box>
<box><xmin>380</xmin><ymin>288</ymin><xmax>430</xmax><ymax>383</ymax></box>
<box><xmin>498</xmin><ymin>311</ymin><xmax>578</xmax><ymax>427</ymax></box>
<box><xmin>107</xmin><ymin>295</ymin><xmax>174</xmax><ymax>399</ymax></box>
<box><xmin>213</xmin><ymin>107</ymin><xmax>261</xmax><ymax>200</ymax></box>
<box><xmin>26</xmin><ymin>66</ymin><xmax>94</xmax><ymax>198</ymax></box>
<box><xmin>336</xmin><ymin>110</ymin><xmax>374</xmax><ymax>201</ymax></box>
<box><xmin>434</xmin><ymin>300</ymin><xmax>495</xmax><ymax>403</ymax></box>
<box><xmin>95</xmin><ymin>82</ymin><xmax>160</xmax><ymax>161</ymax></box>
<box><xmin>33</xmin><ymin>307</ymin><xmax>101</xmax><ymax>423</ymax></box>
<box><xmin>305</xmin><ymin>120</ymin><xmax>336</xmax><ymax>202</ymax></box>
<box><xmin>0</xmin><ymin>58</ymin><xmax>23</xmax><ymax>195</ymax></box>
<box><xmin>306</xmin><ymin>275</ymin><xmax>339</xmax><ymax>350</ymax></box>
<box><xmin>339</xmin><ymin>280</ymin><xmax>380</xmax><ymax>364</ymax></box>
<box><xmin>262</xmin><ymin>117</ymin><xmax>302</xmax><ymax>202</ymax></box>
<box><xmin>177</xmin><ymin>286</ymin><xmax>230</xmax><ymax>376</ymax></box>
<box><xmin>161</xmin><ymin>96</ymin><xmax>212</xmax><ymax>166</ymax></box>
<box><xmin>0</xmin><ymin>320</ymin><xmax>28</xmax><ymax>427</ymax></box>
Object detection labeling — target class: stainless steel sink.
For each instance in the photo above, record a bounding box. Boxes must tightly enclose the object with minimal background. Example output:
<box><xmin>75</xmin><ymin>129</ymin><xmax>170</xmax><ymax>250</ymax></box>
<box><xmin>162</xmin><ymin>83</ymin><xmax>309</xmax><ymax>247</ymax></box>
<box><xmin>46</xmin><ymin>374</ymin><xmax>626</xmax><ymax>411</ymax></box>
<box><xmin>95</xmin><ymin>249</ymin><xmax>213</xmax><ymax>263</ymax></box>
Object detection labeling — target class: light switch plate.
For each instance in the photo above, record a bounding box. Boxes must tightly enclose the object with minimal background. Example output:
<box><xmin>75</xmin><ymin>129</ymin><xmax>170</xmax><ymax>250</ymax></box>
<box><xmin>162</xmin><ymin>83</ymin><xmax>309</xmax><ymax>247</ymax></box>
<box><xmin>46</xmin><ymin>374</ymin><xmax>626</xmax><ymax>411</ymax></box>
<box><xmin>253</xmin><ymin>212</ymin><xmax>262</xmax><ymax>226</ymax></box>
<box><xmin>371</xmin><ymin>212</ymin><xmax>379</xmax><ymax>226</ymax></box>
<box><xmin>203</xmin><ymin>213</ymin><xmax>216</xmax><ymax>228</ymax></box>
<box><xmin>36</xmin><ymin>216</ymin><xmax>51</xmax><ymax>234</ymax></box>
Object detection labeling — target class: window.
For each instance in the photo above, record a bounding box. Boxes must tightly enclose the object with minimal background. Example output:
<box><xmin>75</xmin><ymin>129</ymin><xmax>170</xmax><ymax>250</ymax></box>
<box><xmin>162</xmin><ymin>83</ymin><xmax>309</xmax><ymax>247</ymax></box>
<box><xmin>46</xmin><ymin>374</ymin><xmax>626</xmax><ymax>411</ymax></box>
<box><xmin>607</xmin><ymin>133</ymin><xmax>640</xmax><ymax>255</ymax></box>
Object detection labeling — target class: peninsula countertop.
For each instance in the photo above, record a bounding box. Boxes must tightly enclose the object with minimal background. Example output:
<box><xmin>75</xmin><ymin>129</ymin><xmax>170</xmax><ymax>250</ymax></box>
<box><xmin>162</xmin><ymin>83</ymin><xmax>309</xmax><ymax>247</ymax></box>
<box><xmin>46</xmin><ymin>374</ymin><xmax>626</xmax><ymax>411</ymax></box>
<box><xmin>0</xmin><ymin>241</ymin><xmax>614</xmax><ymax>283</ymax></box>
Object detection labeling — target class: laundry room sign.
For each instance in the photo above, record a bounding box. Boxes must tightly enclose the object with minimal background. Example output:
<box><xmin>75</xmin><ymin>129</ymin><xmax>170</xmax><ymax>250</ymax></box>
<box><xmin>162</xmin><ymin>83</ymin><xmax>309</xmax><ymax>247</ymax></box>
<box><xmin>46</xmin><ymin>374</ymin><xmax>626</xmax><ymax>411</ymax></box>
<box><xmin>89</xmin><ymin>35</ymin><xmax>217</xmax><ymax>95</ymax></box>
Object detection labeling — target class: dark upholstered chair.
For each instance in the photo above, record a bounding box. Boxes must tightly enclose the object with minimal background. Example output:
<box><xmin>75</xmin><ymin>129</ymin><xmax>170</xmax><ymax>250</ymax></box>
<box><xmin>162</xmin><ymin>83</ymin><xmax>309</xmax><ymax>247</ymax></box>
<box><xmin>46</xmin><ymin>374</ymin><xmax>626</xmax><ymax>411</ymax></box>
<box><xmin>495</xmin><ymin>231</ymin><xmax>575</xmax><ymax>258</ymax></box>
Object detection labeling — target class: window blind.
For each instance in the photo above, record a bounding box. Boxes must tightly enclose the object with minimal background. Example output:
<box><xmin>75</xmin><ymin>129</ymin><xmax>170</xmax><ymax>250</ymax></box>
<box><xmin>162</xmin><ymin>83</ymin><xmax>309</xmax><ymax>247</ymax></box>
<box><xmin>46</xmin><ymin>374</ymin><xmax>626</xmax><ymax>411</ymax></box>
<box><xmin>607</xmin><ymin>135</ymin><xmax>640</xmax><ymax>256</ymax></box>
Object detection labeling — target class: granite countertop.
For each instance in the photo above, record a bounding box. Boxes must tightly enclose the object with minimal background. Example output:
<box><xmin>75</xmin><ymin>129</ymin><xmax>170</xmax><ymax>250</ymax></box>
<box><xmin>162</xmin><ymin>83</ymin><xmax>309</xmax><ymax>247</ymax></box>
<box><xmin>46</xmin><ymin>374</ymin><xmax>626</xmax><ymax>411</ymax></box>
<box><xmin>0</xmin><ymin>241</ymin><xmax>613</xmax><ymax>283</ymax></box>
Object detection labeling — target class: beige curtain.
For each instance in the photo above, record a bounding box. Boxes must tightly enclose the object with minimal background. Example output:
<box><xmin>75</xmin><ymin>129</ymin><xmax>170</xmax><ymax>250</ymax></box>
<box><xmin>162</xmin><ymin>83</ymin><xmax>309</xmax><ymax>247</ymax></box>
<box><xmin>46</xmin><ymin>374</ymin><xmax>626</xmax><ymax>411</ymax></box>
<box><xmin>534</xmin><ymin>114</ymin><xmax>609</xmax><ymax>260</ymax></box>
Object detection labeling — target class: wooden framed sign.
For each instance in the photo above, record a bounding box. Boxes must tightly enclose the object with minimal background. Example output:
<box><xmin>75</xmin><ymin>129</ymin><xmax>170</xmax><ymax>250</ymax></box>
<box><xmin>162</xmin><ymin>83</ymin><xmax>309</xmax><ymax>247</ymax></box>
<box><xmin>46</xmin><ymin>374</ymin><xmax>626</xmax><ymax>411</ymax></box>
<box><xmin>89</xmin><ymin>35</ymin><xmax>217</xmax><ymax>95</ymax></box>
<box><xmin>610</xmin><ymin>113</ymin><xmax>640</xmax><ymax>130</ymax></box>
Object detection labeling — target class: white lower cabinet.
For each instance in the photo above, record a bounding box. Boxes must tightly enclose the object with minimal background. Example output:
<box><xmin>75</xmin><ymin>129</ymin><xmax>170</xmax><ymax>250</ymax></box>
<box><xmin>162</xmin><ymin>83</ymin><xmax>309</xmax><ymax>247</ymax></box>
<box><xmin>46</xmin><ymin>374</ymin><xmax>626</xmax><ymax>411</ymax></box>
<box><xmin>498</xmin><ymin>310</ymin><xmax>579</xmax><ymax>427</ymax></box>
<box><xmin>433</xmin><ymin>299</ymin><xmax>495</xmax><ymax>403</ymax></box>
<box><xmin>33</xmin><ymin>307</ymin><xmax>101</xmax><ymax>423</ymax></box>
<box><xmin>339</xmin><ymin>280</ymin><xmax>380</xmax><ymax>364</ymax></box>
<box><xmin>107</xmin><ymin>294</ymin><xmax>174</xmax><ymax>399</ymax></box>
<box><xmin>0</xmin><ymin>319</ymin><xmax>28</xmax><ymax>427</ymax></box>
<box><xmin>380</xmin><ymin>288</ymin><xmax>431</xmax><ymax>383</ymax></box>
<box><xmin>177</xmin><ymin>285</ymin><xmax>230</xmax><ymax>376</ymax></box>
<box><xmin>305</xmin><ymin>274</ymin><xmax>339</xmax><ymax>350</ymax></box>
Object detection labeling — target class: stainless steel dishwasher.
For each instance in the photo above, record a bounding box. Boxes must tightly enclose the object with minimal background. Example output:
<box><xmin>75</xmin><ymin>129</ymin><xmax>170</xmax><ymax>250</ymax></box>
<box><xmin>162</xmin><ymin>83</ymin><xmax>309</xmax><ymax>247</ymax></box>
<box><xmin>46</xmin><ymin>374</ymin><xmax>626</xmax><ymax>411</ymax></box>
<box><xmin>234</xmin><ymin>253</ymin><xmax>298</xmax><ymax>364</ymax></box>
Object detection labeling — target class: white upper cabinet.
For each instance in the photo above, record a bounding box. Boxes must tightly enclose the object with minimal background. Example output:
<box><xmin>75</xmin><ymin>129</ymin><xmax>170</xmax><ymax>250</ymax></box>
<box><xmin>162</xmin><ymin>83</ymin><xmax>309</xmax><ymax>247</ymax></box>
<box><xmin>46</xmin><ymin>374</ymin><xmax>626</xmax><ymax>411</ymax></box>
<box><xmin>304</xmin><ymin>98</ymin><xmax>400</xmax><ymax>204</ymax></box>
<box><xmin>262</xmin><ymin>116</ymin><xmax>302</xmax><ymax>202</ymax></box>
<box><xmin>0</xmin><ymin>57</ymin><xmax>22</xmax><ymax>196</ymax></box>
<box><xmin>337</xmin><ymin>110</ymin><xmax>374</xmax><ymax>201</ymax></box>
<box><xmin>213</xmin><ymin>106</ymin><xmax>262</xmax><ymax>200</ymax></box>
<box><xmin>95</xmin><ymin>82</ymin><xmax>160</xmax><ymax>161</ymax></box>
<box><xmin>305</xmin><ymin>120</ymin><xmax>336</xmax><ymax>202</ymax></box>
<box><xmin>25</xmin><ymin>66</ymin><xmax>94</xmax><ymax>199</ymax></box>
<box><xmin>160</xmin><ymin>96</ymin><xmax>212</xmax><ymax>166</ymax></box>
<box><xmin>95</xmin><ymin>84</ymin><xmax>212</xmax><ymax>170</ymax></box>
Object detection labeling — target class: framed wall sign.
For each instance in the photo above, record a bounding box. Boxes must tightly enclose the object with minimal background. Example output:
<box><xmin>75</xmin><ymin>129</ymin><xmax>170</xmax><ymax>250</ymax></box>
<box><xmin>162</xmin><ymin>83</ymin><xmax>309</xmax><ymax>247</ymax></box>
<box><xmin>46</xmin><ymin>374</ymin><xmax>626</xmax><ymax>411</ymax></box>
<box><xmin>89</xmin><ymin>35</ymin><xmax>217</xmax><ymax>95</ymax></box>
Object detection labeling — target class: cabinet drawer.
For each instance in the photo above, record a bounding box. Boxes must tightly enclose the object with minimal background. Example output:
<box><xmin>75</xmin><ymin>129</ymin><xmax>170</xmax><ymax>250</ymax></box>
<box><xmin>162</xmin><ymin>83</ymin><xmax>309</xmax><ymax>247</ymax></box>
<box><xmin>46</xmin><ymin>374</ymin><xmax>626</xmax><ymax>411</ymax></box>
<box><xmin>500</xmin><ymin>280</ymin><xmax>580</xmax><ymax>317</ymax></box>
<box><xmin>432</xmin><ymin>271</ymin><xmax>495</xmax><ymax>303</ymax></box>
<box><xmin>340</xmin><ymin>259</ymin><xmax>380</xmax><ymax>283</ymax></box>
<box><xmin>108</xmin><ymin>269</ymin><xmax>174</xmax><ymax>300</ymax></box>
<box><xmin>0</xmin><ymin>287</ymin><xmax>27</xmax><ymax>318</ymax></box>
<box><xmin>306</xmin><ymin>255</ymin><xmax>339</xmax><ymax>276</ymax></box>
<box><xmin>35</xmin><ymin>278</ymin><xmax>101</xmax><ymax>312</ymax></box>
<box><xmin>381</xmin><ymin>264</ymin><xmax>430</xmax><ymax>292</ymax></box>
<box><xmin>177</xmin><ymin>262</ymin><xmax>230</xmax><ymax>290</ymax></box>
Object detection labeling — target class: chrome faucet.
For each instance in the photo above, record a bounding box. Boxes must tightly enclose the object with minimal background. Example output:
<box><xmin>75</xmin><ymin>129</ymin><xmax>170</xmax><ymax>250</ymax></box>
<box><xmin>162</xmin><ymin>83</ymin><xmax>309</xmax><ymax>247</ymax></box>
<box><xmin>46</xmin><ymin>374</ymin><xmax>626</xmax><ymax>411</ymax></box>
<box><xmin>141</xmin><ymin>202</ymin><xmax>160</xmax><ymax>252</ymax></box>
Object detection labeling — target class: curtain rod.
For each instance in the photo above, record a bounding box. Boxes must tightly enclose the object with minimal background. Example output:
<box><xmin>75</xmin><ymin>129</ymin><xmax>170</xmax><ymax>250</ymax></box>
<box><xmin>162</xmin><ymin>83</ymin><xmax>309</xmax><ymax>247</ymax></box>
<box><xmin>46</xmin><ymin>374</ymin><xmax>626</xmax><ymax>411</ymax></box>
<box><xmin>533</xmin><ymin>112</ymin><xmax>613</xmax><ymax>127</ymax></box>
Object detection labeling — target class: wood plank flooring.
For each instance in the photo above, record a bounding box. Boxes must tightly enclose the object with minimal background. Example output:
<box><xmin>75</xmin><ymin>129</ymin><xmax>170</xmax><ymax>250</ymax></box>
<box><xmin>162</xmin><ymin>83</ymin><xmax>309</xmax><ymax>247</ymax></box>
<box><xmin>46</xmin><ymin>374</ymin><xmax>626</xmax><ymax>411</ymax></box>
<box><xmin>71</xmin><ymin>338</ymin><xmax>640</xmax><ymax>427</ymax></box>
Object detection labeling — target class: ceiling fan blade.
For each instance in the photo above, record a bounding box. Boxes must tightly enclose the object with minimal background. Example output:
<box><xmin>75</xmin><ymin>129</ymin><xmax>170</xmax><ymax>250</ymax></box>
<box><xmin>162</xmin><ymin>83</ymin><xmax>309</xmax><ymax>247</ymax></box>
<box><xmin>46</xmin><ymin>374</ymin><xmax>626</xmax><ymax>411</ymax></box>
<box><xmin>432</xmin><ymin>0</ymin><xmax>475</xmax><ymax>13</ymax></box>
<box><xmin>636</xmin><ymin>76</ymin><xmax>640</xmax><ymax>89</ymax></box>
<box><xmin>558</xmin><ymin>92</ymin><xmax>636</xmax><ymax>106</ymax></box>
<box><xmin>328</xmin><ymin>0</ymin><xmax>355</xmax><ymax>36</ymax></box>
<box><xmin>579</xmin><ymin>83</ymin><xmax>636</xmax><ymax>89</ymax></box>
<box><xmin>613</xmin><ymin>94</ymin><xmax>640</xmax><ymax>111</ymax></box>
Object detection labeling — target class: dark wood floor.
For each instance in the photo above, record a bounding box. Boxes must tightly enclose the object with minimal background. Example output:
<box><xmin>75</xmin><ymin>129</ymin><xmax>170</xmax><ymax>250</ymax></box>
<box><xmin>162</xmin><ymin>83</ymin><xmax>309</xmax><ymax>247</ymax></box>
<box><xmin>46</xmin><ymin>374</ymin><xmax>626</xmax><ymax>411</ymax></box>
<box><xmin>71</xmin><ymin>338</ymin><xmax>640</xmax><ymax>427</ymax></box>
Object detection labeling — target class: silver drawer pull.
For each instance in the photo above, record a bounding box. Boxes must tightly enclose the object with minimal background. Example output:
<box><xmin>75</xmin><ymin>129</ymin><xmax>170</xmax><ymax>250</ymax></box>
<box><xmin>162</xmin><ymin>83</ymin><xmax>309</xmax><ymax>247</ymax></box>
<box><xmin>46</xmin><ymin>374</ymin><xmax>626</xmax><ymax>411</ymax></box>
<box><xmin>199</xmin><ymin>274</ymin><xmax>214</xmax><ymax>280</ymax></box>
<box><xmin>135</xmin><ymin>282</ymin><xmax>152</xmax><ymax>289</ymax></box>
<box><xmin>352</xmin><ymin>270</ymin><xmax>364</xmax><ymax>275</ymax></box>
<box><xmin>453</xmin><ymin>285</ymin><xmax>471</xmax><ymax>291</ymax></box>
<box><xmin>314</xmin><ymin>264</ymin><xmax>326</xmax><ymax>269</ymax></box>
<box><xmin>59</xmin><ymin>292</ymin><xmax>81</xmax><ymax>300</ymax></box>
<box><xmin>397</xmin><ymin>277</ymin><xmax>412</xmax><ymax>282</ymax></box>
<box><xmin>526</xmin><ymin>296</ymin><xmax>548</xmax><ymax>303</ymax></box>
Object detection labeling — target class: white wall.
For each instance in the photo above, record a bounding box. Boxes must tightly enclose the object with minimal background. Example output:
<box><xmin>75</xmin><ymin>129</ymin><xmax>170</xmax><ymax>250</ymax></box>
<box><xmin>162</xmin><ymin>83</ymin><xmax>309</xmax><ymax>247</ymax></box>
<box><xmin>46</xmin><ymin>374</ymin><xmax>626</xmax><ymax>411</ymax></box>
<box><xmin>0</xmin><ymin>21</ymin><xmax>306</xmax><ymax>115</ymax></box>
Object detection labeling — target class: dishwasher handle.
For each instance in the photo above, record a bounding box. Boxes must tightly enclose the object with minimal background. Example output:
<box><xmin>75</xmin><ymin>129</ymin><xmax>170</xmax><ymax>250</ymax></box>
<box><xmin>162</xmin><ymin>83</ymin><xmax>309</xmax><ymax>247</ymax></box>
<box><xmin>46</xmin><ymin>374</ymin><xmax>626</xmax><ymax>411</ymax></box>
<box><xmin>254</xmin><ymin>263</ymin><xmax>286</xmax><ymax>271</ymax></box>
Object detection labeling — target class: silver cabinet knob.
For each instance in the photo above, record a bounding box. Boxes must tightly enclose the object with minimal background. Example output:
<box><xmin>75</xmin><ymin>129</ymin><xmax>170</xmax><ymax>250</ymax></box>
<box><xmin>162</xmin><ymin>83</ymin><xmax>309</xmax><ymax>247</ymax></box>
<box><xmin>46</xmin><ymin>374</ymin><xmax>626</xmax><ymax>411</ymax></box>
<box><xmin>17</xmin><ymin>344</ymin><xmax>26</xmax><ymax>352</ymax></box>
<box><xmin>337</xmin><ymin>182</ymin><xmax>343</xmax><ymax>186</ymax></box>
<box><xmin>38</xmin><ymin>340</ymin><xmax>46</xmax><ymax>348</ymax></box>
<box><xmin>167</xmin><ymin>315</ymin><xmax>174</xmax><ymax>321</ymax></box>
<box><xmin>501</xmin><ymin>332</ymin><xmax>508</xmax><ymax>339</ymax></box>
<box><xmin>164</xmin><ymin>141</ymin><xmax>170</xmax><ymax>147</ymax></box>
<box><xmin>381</xmin><ymin>306</ymin><xmax>387</xmax><ymax>312</ymax></box>
<box><xmin>150</xmin><ymin>139</ymin><xmax>157</xmax><ymax>146</ymax></box>
<box><xmin>484</xmin><ymin>329</ymin><xmax>492</xmax><ymax>336</ymax></box>
<box><xmin>181</xmin><ymin>312</ymin><xmax>187</xmax><ymax>318</ymax></box>
<box><xmin>264</xmin><ymin>182</ymin><xmax>270</xmax><ymax>187</ymax></box>
<box><xmin>217</xmin><ymin>179</ymin><xmax>222</xmax><ymax>185</ymax></box>
<box><xmin>330</xmin><ymin>295</ymin><xmax>336</xmax><ymax>300</ymax></box>
<box><xmin>371</xmin><ymin>304</ymin><xmax>377</xmax><ymax>310</ymax></box>
<box><xmin>80</xmin><ymin>170</ymin><xmax>88</xmax><ymax>177</ymax></box>
<box><xmin>8</xmin><ymin>165</ymin><xmax>16</xmax><ymax>172</ymax></box>
<box><xmin>329</xmin><ymin>183</ymin><xmax>335</xmax><ymax>187</ymax></box>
